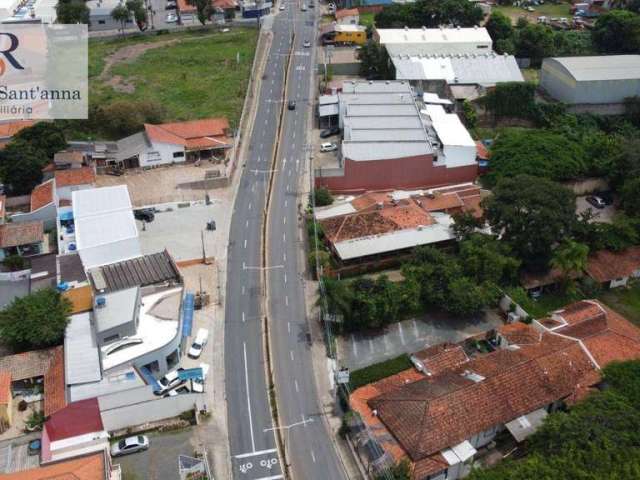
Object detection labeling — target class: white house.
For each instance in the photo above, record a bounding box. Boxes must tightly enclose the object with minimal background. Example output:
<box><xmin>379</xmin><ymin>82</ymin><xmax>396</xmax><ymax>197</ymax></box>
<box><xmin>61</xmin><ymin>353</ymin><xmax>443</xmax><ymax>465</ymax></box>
<box><xmin>335</xmin><ymin>7</ymin><xmax>359</xmax><ymax>25</ymax></box>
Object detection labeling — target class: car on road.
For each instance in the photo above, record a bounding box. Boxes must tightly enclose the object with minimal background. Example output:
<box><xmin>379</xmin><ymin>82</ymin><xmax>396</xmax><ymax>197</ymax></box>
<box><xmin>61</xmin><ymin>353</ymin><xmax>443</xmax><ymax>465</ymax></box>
<box><xmin>155</xmin><ymin>367</ymin><xmax>185</xmax><ymax>395</ymax></box>
<box><xmin>320</xmin><ymin>127</ymin><xmax>340</xmax><ymax>138</ymax></box>
<box><xmin>111</xmin><ymin>435</ymin><xmax>149</xmax><ymax>457</ymax></box>
<box><xmin>287</xmin><ymin>100</ymin><xmax>296</xmax><ymax>110</ymax></box>
<box><xmin>309</xmin><ymin>1</ymin><xmax>314</xmax><ymax>7</ymax></box>
<box><xmin>586</xmin><ymin>195</ymin><xmax>606</xmax><ymax>209</ymax></box>
<box><xmin>320</xmin><ymin>142</ymin><xmax>337</xmax><ymax>152</ymax></box>
<box><xmin>134</xmin><ymin>208</ymin><xmax>155</xmax><ymax>222</ymax></box>
<box><xmin>191</xmin><ymin>363</ymin><xmax>210</xmax><ymax>393</ymax></box>
<box><xmin>166</xmin><ymin>13</ymin><xmax>178</xmax><ymax>22</ymax></box>
<box><xmin>303</xmin><ymin>40</ymin><xmax>311</xmax><ymax>48</ymax></box>
<box><xmin>301</xmin><ymin>3</ymin><xmax>307</xmax><ymax>10</ymax></box>
<box><xmin>188</xmin><ymin>328</ymin><xmax>209</xmax><ymax>359</ymax></box>
<box><xmin>279</xmin><ymin>3</ymin><xmax>285</xmax><ymax>9</ymax></box>
<box><xmin>165</xmin><ymin>1</ymin><xmax>176</xmax><ymax>9</ymax></box>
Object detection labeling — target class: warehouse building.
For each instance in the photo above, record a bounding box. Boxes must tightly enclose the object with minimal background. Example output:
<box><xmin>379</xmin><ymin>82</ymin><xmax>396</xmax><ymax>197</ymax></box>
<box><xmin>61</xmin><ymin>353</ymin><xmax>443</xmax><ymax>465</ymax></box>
<box><xmin>540</xmin><ymin>55</ymin><xmax>640</xmax><ymax>105</ymax></box>
<box><xmin>374</xmin><ymin>26</ymin><xmax>493</xmax><ymax>57</ymax></box>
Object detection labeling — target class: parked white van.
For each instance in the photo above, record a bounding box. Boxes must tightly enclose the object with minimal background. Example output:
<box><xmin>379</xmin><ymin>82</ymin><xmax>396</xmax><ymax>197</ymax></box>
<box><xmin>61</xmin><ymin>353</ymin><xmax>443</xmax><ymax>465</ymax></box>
<box><xmin>188</xmin><ymin>328</ymin><xmax>209</xmax><ymax>358</ymax></box>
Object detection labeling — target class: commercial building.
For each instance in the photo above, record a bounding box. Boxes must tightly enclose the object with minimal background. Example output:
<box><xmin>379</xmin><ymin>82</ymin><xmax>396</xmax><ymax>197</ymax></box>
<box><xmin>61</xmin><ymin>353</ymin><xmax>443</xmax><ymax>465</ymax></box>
<box><xmin>115</xmin><ymin>118</ymin><xmax>232</xmax><ymax>169</ymax></box>
<box><xmin>350</xmin><ymin>300</ymin><xmax>640</xmax><ymax>480</ymax></box>
<box><xmin>87</xmin><ymin>0</ymin><xmax>134</xmax><ymax>31</ymax></box>
<box><xmin>374</xmin><ymin>26</ymin><xmax>493</xmax><ymax>57</ymax></box>
<box><xmin>322</xmin><ymin>23</ymin><xmax>367</xmax><ymax>45</ymax></box>
<box><xmin>315</xmin><ymin>183</ymin><xmax>482</xmax><ymax>269</ymax></box>
<box><xmin>335</xmin><ymin>7</ymin><xmax>359</xmax><ymax>24</ymax></box>
<box><xmin>540</xmin><ymin>55</ymin><xmax>640</xmax><ymax>105</ymax></box>
<box><xmin>0</xmin><ymin>0</ymin><xmax>57</xmax><ymax>23</ymax></box>
<box><xmin>316</xmin><ymin>81</ymin><xmax>479</xmax><ymax>193</ymax></box>
<box><xmin>72</xmin><ymin>186</ymin><xmax>141</xmax><ymax>270</ymax></box>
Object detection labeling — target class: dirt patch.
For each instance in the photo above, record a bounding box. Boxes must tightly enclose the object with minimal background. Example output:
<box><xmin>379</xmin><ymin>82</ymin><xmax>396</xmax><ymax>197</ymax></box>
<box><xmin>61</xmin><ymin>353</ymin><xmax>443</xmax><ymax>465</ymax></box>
<box><xmin>99</xmin><ymin>39</ymin><xmax>181</xmax><ymax>80</ymax></box>
<box><xmin>104</xmin><ymin>74</ymin><xmax>136</xmax><ymax>93</ymax></box>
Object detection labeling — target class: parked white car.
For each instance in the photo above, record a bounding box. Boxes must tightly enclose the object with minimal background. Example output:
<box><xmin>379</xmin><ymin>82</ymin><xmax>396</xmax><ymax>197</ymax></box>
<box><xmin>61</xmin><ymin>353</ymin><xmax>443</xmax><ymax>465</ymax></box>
<box><xmin>155</xmin><ymin>367</ymin><xmax>185</xmax><ymax>395</ymax></box>
<box><xmin>111</xmin><ymin>435</ymin><xmax>149</xmax><ymax>457</ymax></box>
<box><xmin>188</xmin><ymin>328</ymin><xmax>209</xmax><ymax>359</ymax></box>
<box><xmin>279</xmin><ymin>3</ymin><xmax>285</xmax><ymax>9</ymax></box>
<box><xmin>191</xmin><ymin>363</ymin><xmax>210</xmax><ymax>393</ymax></box>
<box><xmin>166</xmin><ymin>13</ymin><xmax>178</xmax><ymax>22</ymax></box>
<box><xmin>320</xmin><ymin>142</ymin><xmax>337</xmax><ymax>152</ymax></box>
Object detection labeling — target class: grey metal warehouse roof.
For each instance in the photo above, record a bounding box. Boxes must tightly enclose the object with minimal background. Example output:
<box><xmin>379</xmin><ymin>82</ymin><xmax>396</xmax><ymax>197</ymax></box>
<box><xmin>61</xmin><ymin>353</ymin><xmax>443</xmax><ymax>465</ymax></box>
<box><xmin>545</xmin><ymin>55</ymin><xmax>640</xmax><ymax>81</ymax></box>
<box><xmin>65</xmin><ymin>312</ymin><xmax>102</xmax><ymax>385</ymax></box>
<box><xmin>88</xmin><ymin>250</ymin><xmax>181</xmax><ymax>293</ymax></box>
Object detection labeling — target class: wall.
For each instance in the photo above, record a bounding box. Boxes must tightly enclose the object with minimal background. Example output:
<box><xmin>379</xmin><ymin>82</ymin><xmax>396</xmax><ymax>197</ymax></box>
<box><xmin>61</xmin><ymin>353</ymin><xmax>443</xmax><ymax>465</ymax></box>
<box><xmin>11</xmin><ymin>203</ymin><xmax>57</xmax><ymax>230</ymax></box>
<box><xmin>315</xmin><ymin>155</ymin><xmax>478</xmax><ymax>193</ymax></box>
<box><xmin>57</xmin><ymin>183</ymin><xmax>94</xmax><ymax>203</ymax></box>
<box><xmin>142</xmin><ymin>141</ymin><xmax>186</xmax><ymax>168</ymax></box>
<box><xmin>100</xmin><ymin>393</ymin><xmax>204</xmax><ymax>432</ymax></box>
<box><xmin>89</xmin><ymin>13</ymin><xmax>133</xmax><ymax>31</ymax></box>
<box><xmin>442</xmin><ymin>144</ymin><xmax>477</xmax><ymax>169</ymax></box>
<box><xmin>78</xmin><ymin>236</ymin><xmax>142</xmax><ymax>270</ymax></box>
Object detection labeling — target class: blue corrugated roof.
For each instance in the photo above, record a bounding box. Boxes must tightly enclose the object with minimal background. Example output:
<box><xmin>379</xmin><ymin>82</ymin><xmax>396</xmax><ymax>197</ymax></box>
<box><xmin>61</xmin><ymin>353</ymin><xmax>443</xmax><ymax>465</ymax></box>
<box><xmin>181</xmin><ymin>292</ymin><xmax>195</xmax><ymax>338</ymax></box>
<box><xmin>139</xmin><ymin>366</ymin><xmax>161</xmax><ymax>393</ymax></box>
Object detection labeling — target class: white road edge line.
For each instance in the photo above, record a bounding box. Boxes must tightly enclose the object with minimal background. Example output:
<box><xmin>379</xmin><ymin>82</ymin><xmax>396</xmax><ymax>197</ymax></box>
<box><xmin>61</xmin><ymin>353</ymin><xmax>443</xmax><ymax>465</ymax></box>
<box><xmin>242</xmin><ymin>342</ymin><xmax>256</xmax><ymax>453</ymax></box>
<box><xmin>254</xmin><ymin>475</ymin><xmax>284</xmax><ymax>480</ymax></box>
<box><xmin>294</xmin><ymin>379</ymin><xmax>299</xmax><ymax>392</ymax></box>
<box><xmin>310</xmin><ymin>450</ymin><xmax>316</xmax><ymax>463</ymax></box>
<box><xmin>234</xmin><ymin>448</ymin><xmax>277</xmax><ymax>459</ymax></box>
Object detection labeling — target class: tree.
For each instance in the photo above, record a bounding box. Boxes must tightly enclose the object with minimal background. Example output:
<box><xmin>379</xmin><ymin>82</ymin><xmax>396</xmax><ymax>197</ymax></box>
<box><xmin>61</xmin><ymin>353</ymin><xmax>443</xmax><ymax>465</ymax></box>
<box><xmin>2</xmin><ymin>255</ymin><xmax>26</xmax><ymax>272</ymax></box>
<box><xmin>482</xmin><ymin>175</ymin><xmax>576</xmax><ymax>271</ymax></box>
<box><xmin>0</xmin><ymin>141</ymin><xmax>49</xmax><ymax>195</ymax></box>
<box><xmin>461</xmin><ymin>100</ymin><xmax>477</xmax><ymax>129</ymax></box>
<box><xmin>514</xmin><ymin>22</ymin><xmax>556</xmax><ymax>67</ymax></box>
<box><xmin>126</xmin><ymin>0</ymin><xmax>147</xmax><ymax>30</ymax></box>
<box><xmin>621</xmin><ymin>177</ymin><xmax>640</xmax><ymax>215</ymax></box>
<box><xmin>550</xmin><ymin>240</ymin><xmax>589</xmax><ymax>292</ymax></box>
<box><xmin>484</xmin><ymin>129</ymin><xmax>587</xmax><ymax>186</ymax></box>
<box><xmin>459</xmin><ymin>234</ymin><xmax>520</xmax><ymax>286</ymax></box>
<box><xmin>314</xmin><ymin>187</ymin><xmax>333</xmax><ymax>207</ymax></box>
<box><xmin>0</xmin><ymin>288</ymin><xmax>71</xmax><ymax>352</ymax></box>
<box><xmin>592</xmin><ymin>10</ymin><xmax>640</xmax><ymax>54</ymax></box>
<box><xmin>447</xmin><ymin>277</ymin><xmax>496</xmax><ymax>317</ymax></box>
<box><xmin>485</xmin><ymin>11</ymin><xmax>513</xmax><ymax>43</ymax></box>
<box><xmin>374</xmin><ymin>0</ymin><xmax>483</xmax><ymax>29</ymax></box>
<box><xmin>96</xmin><ymin>99</ymin><xmax>166</xmax><ymax>138</ymax></box>
<box><xmin>111</xmin><ymin>5</ymin><xmax>131</xmax><ymax>33</ymax></box>
<box><xmin>13</xmin><ymin>122</ymin><xmax>67</xmax><ymax>159</ymax></box>
<box><xmin>452</xmin><ymin>210</ymin><xmax>483</xmax><ymax>241</ymax></box>
<box><xmin>187</xmin><ymin>0</ymin><xmax>212</xmax><ymax>25</ymax></box>
<box><xmin>56</xmin><ymin>0</ymin><xmax>89</xmax><ymax>23</ymax></box>
<box><xmin>357</xmin><ymin>40</ymin><xmax>394</xmax><ymax>79</ymax></box>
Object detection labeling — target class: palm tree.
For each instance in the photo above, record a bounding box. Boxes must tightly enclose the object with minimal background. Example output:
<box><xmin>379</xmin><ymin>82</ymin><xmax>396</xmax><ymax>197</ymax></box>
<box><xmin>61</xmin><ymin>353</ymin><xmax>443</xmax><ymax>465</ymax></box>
<box><xmin>111</xmin><ymin>5</ymin><xmax>130</xmax><ymax>35</ymax></box>
<box><xmin>550</xmin><ymin>240</ymin><xmax>589</xmax><ymax>293</ymax></box>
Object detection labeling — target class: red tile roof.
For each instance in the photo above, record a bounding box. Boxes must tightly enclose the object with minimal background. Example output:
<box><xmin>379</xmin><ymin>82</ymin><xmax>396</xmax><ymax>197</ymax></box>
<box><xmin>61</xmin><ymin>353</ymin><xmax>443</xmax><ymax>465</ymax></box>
<box><xmin>144</xmin><ymin>118</ymin><xmax>231</xmax><ymax>150</ymax></box>
<box><xmin>0</xmin><ymin>371</ymin><xmax>11</xmax><ymax>405</ymax></box>
<box><xmin>177</xmin><ymin>0</ymin><xmax>196</xmax><ymax>13</ymax></box>
<box><xmin>213</xmin><ymin>0</ymin><xmax>237</xmax><ymax>8</ymax></box>
<box><xmin>414</xmin><ymin>343</ymin><xmax>468</xmax><ymax>376</ymax></box>
<box><xmin>351</xmin><ymin>300</ymin><xmax>640</xmax><ymax>478</ymax></box>
<box><xmin>0</xmin><ymin>221</ymin><xmax>44</xmax><ymax>248</ymax></box>
<box><xmin>44</xmin><ymin>346</ymin><xmax>66</xmax><ymax>417</ymax></box>
<box><xmin>45</xmin><ymin>398</ymin><xmax>103</xmax><ymax>442</ymax></box>
<box><xmin>586</xmin><ymin>247</ymin><xmax>640</xmax><ymax>283</ymax></box>
<box><xmin>3</xmin><ymin>452</ymin><xmax>106</xmax><ymax>480</ymax></box>
<box><xmin>54</xmin><ymin>167</ymin><xmax>96</xmax><ymax>188</ymax></box>
<box><xmin>30</xmin><ymin>179</ymin><xmax>54</xmax><ymax>211</ymax></box>
<box><xmin>0</xmin><ymin>120</ymin><xmax>35</xmax><ymax>140</ymax></box>
<box><xmin>336</xmin><ymin>7</ymin><xmax>359</xmax><ymax>19</ymax></box>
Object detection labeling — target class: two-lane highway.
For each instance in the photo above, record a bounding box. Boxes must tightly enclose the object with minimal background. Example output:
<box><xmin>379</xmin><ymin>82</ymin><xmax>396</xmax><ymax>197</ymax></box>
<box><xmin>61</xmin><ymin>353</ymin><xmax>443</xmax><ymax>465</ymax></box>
<box><xmin>267</xmin><ymin>5</ymin><xmax>348</xmax><ymax>480</ymax></box>
<box><xmin>225</xmin><ymin>2</ymin><xmax>347</xmax><ymax>479</ymax></box>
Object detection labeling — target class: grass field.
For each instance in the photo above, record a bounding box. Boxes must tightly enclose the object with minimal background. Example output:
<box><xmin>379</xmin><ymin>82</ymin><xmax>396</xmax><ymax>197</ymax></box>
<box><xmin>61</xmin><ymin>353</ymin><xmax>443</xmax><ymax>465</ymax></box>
<box><xmin>599</xmin><ymin>284</ymin><xmax>640</xmax><ymax>327</ymax></box>
<box><xmin>88</xmin><ymin>28</ymin><xmax>258</xmax><ymax>131</ymax></box>
<box><xmin>349</xmin><ymin>354</ymin><xmax>413</xmax><ymax>391</ymax></box>
<box><xmin>493</xmin><ymin>2</ymin><xmax>571</xmax><ymax>23</ymax></box>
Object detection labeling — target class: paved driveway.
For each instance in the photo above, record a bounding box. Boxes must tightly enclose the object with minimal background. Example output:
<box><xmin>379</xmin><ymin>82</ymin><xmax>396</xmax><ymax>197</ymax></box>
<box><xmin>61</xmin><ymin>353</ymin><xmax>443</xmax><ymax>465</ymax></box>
<box><xmin>116</xmin><ymin>429</ymin><xmax>195</xmax><ymax>480</ymax></box>
<box><xmin>338</xmin><ymin>310</ymin><xmax>503</xmax><ymax>370</ymax></box>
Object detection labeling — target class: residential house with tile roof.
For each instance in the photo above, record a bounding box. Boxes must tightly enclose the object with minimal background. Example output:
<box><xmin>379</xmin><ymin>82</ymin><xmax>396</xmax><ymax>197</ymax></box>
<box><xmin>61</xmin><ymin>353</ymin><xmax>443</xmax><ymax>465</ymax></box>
<box><xmin>350</xmin><ymin>300</ymin><xmax>640</xmax><ymax>480</ymax></box>
<box><xmin>585</xmin><ymin>246</ymin><xmax>640</xmax><ymax>289</ymax></box>
<box><xmin>115</xmin><ymin>118</ymin><xmax>232</xmax><ymax>169</ymax></box>
<box><xmin>3</xmin><ymin>451</ymin><xmax>119</xmax><ymax>480</ymax></box>
<box><xmin>314</xmin><ymin>183</ymin><xmax>485</xmax><ymax>268</ymax></box>
<box><xmin>0</xmin><ymin>221</ymin><xmax>45</xmax><ymax>261</ymax></box>
<box><xmin>335</xmin><ymin>7</ymin><xmax>359</xmax><ymax>24</ymax></box>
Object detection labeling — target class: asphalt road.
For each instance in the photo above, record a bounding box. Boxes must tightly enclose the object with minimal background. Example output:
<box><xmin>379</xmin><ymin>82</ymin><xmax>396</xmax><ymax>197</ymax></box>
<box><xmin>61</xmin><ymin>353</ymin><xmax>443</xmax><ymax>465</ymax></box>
<box><xmin>224</xmin><ymin>2</ymin><xmax>347</xmax><ymax>480</ymax></box>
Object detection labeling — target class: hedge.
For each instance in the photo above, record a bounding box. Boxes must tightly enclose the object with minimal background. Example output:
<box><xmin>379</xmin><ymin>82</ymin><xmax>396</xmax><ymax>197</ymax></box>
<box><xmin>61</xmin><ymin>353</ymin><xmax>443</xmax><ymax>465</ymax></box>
<box><xmin>349</xmin><ymin>354</ymin><xmax>413</xmax><ymax>391</ymax></box>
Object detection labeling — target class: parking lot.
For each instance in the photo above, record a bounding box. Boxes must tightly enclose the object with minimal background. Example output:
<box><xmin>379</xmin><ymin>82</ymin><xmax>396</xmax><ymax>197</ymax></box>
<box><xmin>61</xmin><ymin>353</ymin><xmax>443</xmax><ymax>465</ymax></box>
<box><xmin>338</xmin><ymin>310</ymin><xmax>504</xmax><ymax>370</ymax></box>
<box><xmin>576</xmin><ymin>195</ymin><xmax>615</xmax><ymax>224</ymax></box>
<box><xmin>115</xmin><ymin>429</ymin><xmax>196</xmax><ymax>480</ymax></box>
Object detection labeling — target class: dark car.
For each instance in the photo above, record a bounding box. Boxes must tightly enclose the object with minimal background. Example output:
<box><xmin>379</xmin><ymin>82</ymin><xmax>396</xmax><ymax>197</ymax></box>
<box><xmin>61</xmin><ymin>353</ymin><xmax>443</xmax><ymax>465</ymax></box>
<box><xmin>287</xmin><ymin>100</ymin><xmax>296</xmax><ymax>110</ymax></box>
<box><xmin>598</xmin><ymin>191</ymin><xmax>614</xmax><ymax>205</ymax></box>
<box><xmin>586</xmin><ymin>195</ymin><xmax>606</xmax><ymax>209</ymax></box>
<box><xmin>134</xmin><ymin>208</ymin><xmax>155</xmax><ymax>222</ymax></box>
<box><xmin>320</xmin><ymin>127</ymin><xmax>340</xmax><ymax>138</ymax></box>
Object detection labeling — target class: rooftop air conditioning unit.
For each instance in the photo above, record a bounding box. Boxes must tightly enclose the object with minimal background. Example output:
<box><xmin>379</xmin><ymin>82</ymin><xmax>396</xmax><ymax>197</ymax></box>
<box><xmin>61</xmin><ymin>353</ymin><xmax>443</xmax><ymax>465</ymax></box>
<box><xmin>507</xmin><ymin>312</ymin><xmax>521</xmax><ymax>323</ymax></box>
<box><xmin>95</xmin><ymin>296</ymin><xmax>107</xmax><ymax>308</ymax></box>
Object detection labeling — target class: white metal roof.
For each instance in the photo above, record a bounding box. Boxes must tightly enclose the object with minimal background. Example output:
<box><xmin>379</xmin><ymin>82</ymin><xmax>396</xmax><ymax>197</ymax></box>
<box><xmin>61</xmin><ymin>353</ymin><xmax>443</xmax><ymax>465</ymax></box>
<box><xmin>546</xmin><ymin>55</ymin><xmax>640</xmax><ymax>82</ymax></box>
<box><xmin>377</xmin><ymin>27</ymin><xmax>491</xmax><ymax>45</ymax></box>
<box><xmin>65</xmin><ymin>312</ymin><xmax>102</xmax><ymax>385</ymax></box>
<box><xmin>422</xmin><ymin>105</ymin><xmax>476</xmax><ymax>148</ymax></box>
<box><xmin>423</xmin><ymin>92</ymin><xmax>453</xmax><ymax>105</ymax></box>
<box><xmin>341</xmin><ymin>80</ymin><xmax>413</xmax><ymax>94</ymax></box>
<box><xmin>393</xmin><ymin>53</ymin><xmax>523</xmax><ymax>85</ymax></box>
<box><xmin>441</xmin><ymin>440</ymin><xmax>477</xmax><ymax>465</ymax></box>
<box><xmin>342</xmin><ymin>141</ymin><xmax>432</xmax><ymax>161</ymax></box>
<box><xmin>335</xmin><ymin>24</ymin><xmax>366</xmax><ymax>33</ymax></box>
<box><xmin>314</xmin><ymin>201</ymin><xmax>357</xmax><ymax>220</ymax></box>
<box><xmin>73</xmin><ymin>186</ymin><xmax>139</xmax><ymax>251</ymax></box>
<box><xmin>333</xmin><ymin>213</ymin><xmax>454</xmax><ymax>260</ymax></box>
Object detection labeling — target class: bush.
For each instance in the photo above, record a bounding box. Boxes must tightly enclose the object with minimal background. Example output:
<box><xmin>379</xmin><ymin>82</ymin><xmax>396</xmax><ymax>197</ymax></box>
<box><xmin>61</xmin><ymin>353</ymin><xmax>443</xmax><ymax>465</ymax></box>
<box><xmin>96</xmin><ymin>99</ymin><xmax>166</xmax><ymax>138</ymax></box>
<box><xmin>314</xmin><ymin>187</ymin><xmax>333</xmax><ymax>207</ymax></box>
<box><xmin>349</xmin><ymin>355</ymin><xmax>413</xmax><ymax>391</ymax></box>
<box><xmin>2</xmin><ymin>255</ymin><xmax>26</xmax><ymax>272</ymax></box>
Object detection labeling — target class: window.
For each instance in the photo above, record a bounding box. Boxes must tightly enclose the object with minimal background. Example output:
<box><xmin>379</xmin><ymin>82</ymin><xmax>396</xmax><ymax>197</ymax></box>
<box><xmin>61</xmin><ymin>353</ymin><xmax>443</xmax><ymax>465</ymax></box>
<box><xmin>477</xmin><ymin>45</ymin><xmax>489</xmax><ymax>49</ymax></box>
<box><xmin>98</xmin><ymin>20</ymin><xmax>105</xmax><ymax>24</ymax></box>
<box><xmin>173</xmin><ymin>151</ymin><xmax>185</xmax><ymax>158</ymax></box>
<box><xmin>103</xmin><ymin>334</ymin><xmax>120</xmax><ymax>343</ymax></box>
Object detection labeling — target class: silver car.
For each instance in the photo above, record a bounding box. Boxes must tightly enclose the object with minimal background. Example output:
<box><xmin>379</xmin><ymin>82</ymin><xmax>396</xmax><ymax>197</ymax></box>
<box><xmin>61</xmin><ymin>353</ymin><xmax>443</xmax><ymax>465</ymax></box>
<box><xmin>111</xmin><ymin>435</ymin><xmax>149</xmax><ymax>457</ymax></box>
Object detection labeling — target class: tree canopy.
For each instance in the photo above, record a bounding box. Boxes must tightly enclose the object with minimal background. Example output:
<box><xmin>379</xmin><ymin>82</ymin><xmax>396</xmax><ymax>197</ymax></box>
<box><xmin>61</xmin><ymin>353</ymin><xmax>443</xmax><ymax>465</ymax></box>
<box><xmin>357</xmin><ymin>40</ymin><xmax>394</xmax><ymax>80</ymax></box>
<box><xmin>13</xmin><ymin>122</ymin><xmax>67</xmax><ymax>159</ymax></box>
<box><xmin>0</xmin><ymin>288</ymin><xmax>71</xmax><ymax>352</ymax></box>
<box><xmin>484</xmin><ymin>129</ymin><xmax>588</xmax><ymax>185</ymax></box>
<box><xmin>482</xmin><ymin>175</ymin><xmax>576</xmax><ymax>272</ymax></box>
<box><xmin>485</xmin><ymin>12</ymin><xmax>512</xmax><ymax>43</ymax></box>
<box><xmin>374</xmin><ymin>0</ymin><xmax>483</xmax><ymax>29</ymax></box>
<box><xmin>56</xmin><ymin>0</ymin><xmax>89</xmax><ymax>23</ymax></box>
<box><xmin>0</xmin><ymin>141</ymin><xmax>49</xmax><ymax>195</ymax></box>
<box><xmin>592</xmin><ymin>10</ymin><xmax>640</xmax><ymax>54</ymax></box>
